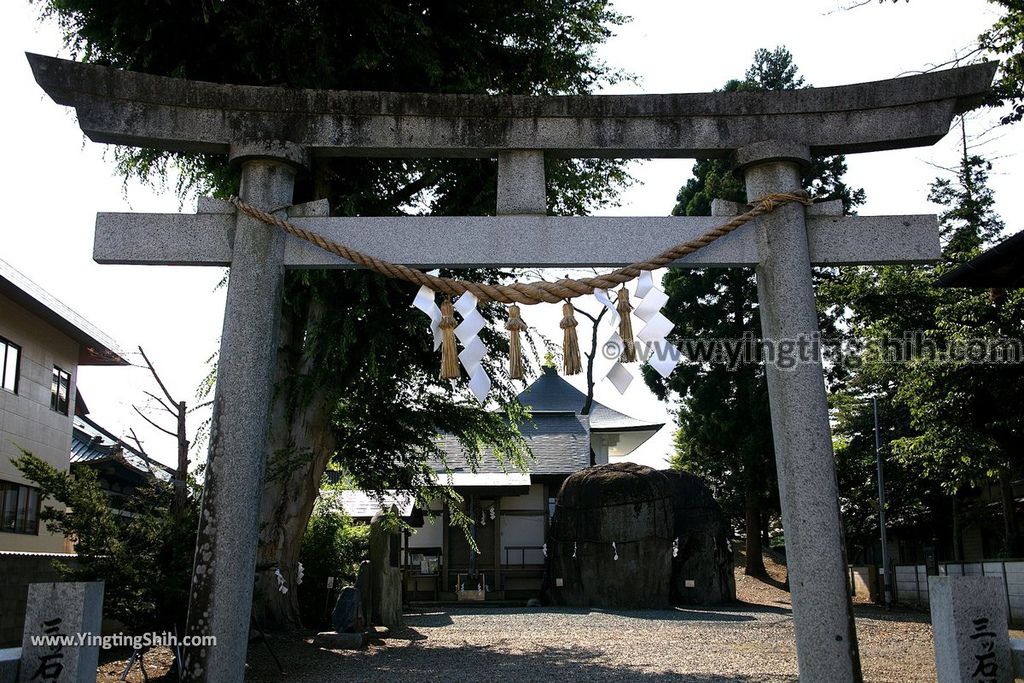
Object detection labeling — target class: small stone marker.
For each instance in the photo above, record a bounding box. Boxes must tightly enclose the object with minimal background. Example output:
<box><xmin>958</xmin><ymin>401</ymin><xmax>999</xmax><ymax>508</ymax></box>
<box><xmin>929</xmin><ymin>575</ymin><xmax>1011</xmax><ymax>683</ymax></box>
<box><xmin>312</xmin><ymin>631</ymin><xmax>365</xmax><ymax>650</ymax></box>
<box><xmin>330</xmin><ymin>587</ymin><xmax>363</xmax><ymax>634</ymax></box>
<box><xmin>18</xmin><ymin>582</ymin><xmax>103</xmax><ymax>683</ymax></box>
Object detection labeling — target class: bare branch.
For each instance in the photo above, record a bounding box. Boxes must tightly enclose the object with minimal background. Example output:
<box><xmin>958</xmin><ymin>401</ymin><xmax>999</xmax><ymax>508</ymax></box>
<box><xmin>127</xmin><ymin>428</ymin><xmax>163</xmax><ymax>478</ymax></box>
<box><xmin>132</xmin><ymin>405</ymin><xmax>178</xmax><ymax>439</ymax></box>
<box><xmin>822</xmin><ymin>0</ymin><xmax>874</xmax><ymax>16</ymax></box>
<box><xmin>138</xmin><ymin>345</ymin><xmax>179</xmax><ymax>407</ymax></box>
<box><xmin>187</xmin><ymin>400</ymin><xmax>214</xmax><ymax>414</ymax></box>
<box><xmin>143</xmin><ymin>391</ymin><xmax>178</xmax><ymax>417</ymax></box>
<box><xmin>125</xmin><ymin>428</ymin><xmax>149</xmax><ymax>457</ymax></box>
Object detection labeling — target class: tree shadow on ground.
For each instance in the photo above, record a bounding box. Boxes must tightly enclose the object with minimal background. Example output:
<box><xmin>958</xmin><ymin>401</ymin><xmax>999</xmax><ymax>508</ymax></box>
<box><xmin>405</xmin><ymin>605</ymin><xmax>763</xmax><ymax>624</ymax></box>
<box><xmin>244</xmin><ymin>633</ymin><xmax>796</xmax><ymax>682</ymax></box>
<box><xmin>851</xmin><ymin>604</ymin><xmax>931</xmax><ymax>625</ymax></box>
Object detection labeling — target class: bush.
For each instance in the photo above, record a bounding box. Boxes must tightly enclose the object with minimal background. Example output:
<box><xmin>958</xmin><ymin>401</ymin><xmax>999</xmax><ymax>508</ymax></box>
<box><xmin>297</xmin><ymin>491</ymin><xmax>369</xmax><ymax>628</ymax></box>
<box><xmin>12</xmin><ymin>452</ymin><xmax>199</xmax><ymax>636</ymax></box>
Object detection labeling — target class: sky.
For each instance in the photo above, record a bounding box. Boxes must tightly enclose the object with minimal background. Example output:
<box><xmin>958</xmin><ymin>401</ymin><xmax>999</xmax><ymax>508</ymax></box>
<box><xmin>1</xmin><ymin>0</ymin><xmax>1021</xmax><ymax>470</ymax></box>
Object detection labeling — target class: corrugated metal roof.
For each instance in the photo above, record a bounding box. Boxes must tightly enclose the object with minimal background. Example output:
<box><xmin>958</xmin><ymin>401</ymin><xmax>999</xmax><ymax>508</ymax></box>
<box><xmin>71</xmin><ymin>415</ymin><xmax>173</xmax><ymax>482</ymax></box>
<box><xmin>517</xmin><ymin>367</ymin><xmax>664</xmax><ymax>432</ymax></box>
<box><xmin>0</xmin><ymin>258</ymin><xmax>127</xmax><ymax>366</ymax></box>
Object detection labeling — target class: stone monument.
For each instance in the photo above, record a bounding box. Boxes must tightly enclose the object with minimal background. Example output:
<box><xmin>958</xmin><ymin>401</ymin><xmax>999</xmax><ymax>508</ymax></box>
<box><xmin>369</xmin><ymin>509</ymin><xmax>403</xmax><ymax>627</ymax></box>
<box><xmin>18</xmin><ymin>582</ymin><xmax>103</xmax><ymax>683</ymax></box>
<box><xmin>929</xmin><ymin>575</ymin><xmax>1011</xmax><ymax>683</ymax></box>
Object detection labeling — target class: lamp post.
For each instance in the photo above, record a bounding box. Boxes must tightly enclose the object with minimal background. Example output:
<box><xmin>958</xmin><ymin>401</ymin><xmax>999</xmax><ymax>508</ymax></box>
<box><xmin>873</xmin><ymin>396</ymin><xmax>892</xmax><ymax>609</ymax></box>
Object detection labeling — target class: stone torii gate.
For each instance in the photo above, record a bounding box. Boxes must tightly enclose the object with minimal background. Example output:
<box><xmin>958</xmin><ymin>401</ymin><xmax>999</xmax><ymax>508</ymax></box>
<box><xmin>28</xmin><ymin>53</ymin><xmax>995</xmax><ymax>682</ymax></box>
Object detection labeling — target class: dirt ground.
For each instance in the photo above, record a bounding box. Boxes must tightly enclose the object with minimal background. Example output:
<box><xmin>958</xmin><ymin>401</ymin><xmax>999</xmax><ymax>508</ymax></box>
<box><xmin>95</xmin><ymin>553</ymin><xmax>978</xmax><ymax>683</ymax></box>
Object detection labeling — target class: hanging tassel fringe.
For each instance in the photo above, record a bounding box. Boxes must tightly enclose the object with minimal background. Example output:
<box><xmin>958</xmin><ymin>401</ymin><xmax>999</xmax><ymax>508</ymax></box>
<box><xmin>439</xmin><ymin>297</ymin><xmax>460</xmax><ymax>379</ymax></box>
<box><xmin>616</xmin><ymin>286</ymin><xmax>637</xmax><ymax>362</ymax></box>
<box><xmin>505</xmin><ymin>304</ymin><xmax>528</xmax><ymax>380</ymax></box>
<box><xmin>560</xmin><ymin>302</ymin><xmax>582</xmax><ymax>375</ymax></box>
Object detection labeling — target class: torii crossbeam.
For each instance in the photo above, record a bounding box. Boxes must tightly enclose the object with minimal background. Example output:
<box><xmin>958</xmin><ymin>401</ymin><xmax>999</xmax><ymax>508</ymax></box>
<box><xmin>28</xmin><ymin>52</ymin><xmax>996</xmax><ymax>683</ymax></box>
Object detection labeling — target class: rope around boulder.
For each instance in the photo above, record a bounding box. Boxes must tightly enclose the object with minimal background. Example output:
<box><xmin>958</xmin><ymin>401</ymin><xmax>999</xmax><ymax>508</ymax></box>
<box><xmin>230</xmin><ymin>191</ymin><xmax>813</xmax><ymax>306</ymax></box>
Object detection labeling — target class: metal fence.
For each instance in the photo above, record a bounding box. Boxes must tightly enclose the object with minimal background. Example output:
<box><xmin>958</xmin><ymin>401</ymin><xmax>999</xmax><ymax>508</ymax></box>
<box><xmin>892</xmin><ymin>560</ymin><xmax>1024</xmax><ymax>624</ymax></box>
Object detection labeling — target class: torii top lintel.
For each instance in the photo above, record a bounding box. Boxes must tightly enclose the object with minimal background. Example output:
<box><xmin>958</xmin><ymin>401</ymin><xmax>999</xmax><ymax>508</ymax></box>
<box><xmin>27</xmin><ymin>53</ymin><xmax>995</xmax><ymax>160</ymax></box>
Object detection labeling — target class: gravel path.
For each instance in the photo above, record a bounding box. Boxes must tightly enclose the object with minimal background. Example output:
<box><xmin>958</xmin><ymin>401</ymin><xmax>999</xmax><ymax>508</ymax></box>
<box><xmin>246</xmin><ymin>603</ymin><xmax>938</xmax><ymax>682</ymax></box>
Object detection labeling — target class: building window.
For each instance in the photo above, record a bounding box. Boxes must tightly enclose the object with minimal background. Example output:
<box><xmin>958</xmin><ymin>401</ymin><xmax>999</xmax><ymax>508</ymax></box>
<box><xmin>0</xmin><ymin>336</ymin><xmax>19</xmax><ymax>393</ymax></box>
<box><xmin>50</xmin><ymin>366</ymin><xmax>70</xmax><ymax>414</ymax></box>
<box><xmin>0</xmin><ymin>480</ymin><xmax>40</xmax><ymax>535</ymax></box>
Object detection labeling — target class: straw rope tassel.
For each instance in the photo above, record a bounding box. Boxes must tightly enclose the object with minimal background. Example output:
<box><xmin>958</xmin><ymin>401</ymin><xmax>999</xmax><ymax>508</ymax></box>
<box><xmin>439</xmin><ymin>297</ymin><xmax>460</xmax><ymax>379</ymax></box>
<box><xmin>615</xmin><ymin>286</ymin><xmax>637</xmax><ymax>363</ymax></box>
<box><xmin>560</xmin><ymin>302</ymin><xmax>582</xmax><ymax>375</ymax></box>
<box><xmin>505</xmin><ymin>304</ymin><xmax>528</xmax><ymax>380</ymax></box>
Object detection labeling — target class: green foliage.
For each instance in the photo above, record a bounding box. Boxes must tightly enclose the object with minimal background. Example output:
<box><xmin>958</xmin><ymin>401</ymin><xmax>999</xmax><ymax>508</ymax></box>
<box><xmin>824</xmin><ymin>142</ymin><xmax>1024</xmax><ymax>556</ymax></box>
<box><xmin>31</xmin><ymin>0</ymin><xmax>631</xmax><ymax>507</ymax></box>
<box><xmin>981</xmin><ymin>0</ymin><xmax>1024</xmax><ymax>124</ymax></box>
<box><xmin>300</xmin><ymin>491</ymin><xmax>370</xmax><ymax>585</ymax></box>
<box><xmin>12</xmin><ymin>451</ymin><xmax>199</xmax><ymax>634</ymax></box>
<box><xmin>650</xmin><ymin>47</ymin><xmax>865</xmax><ymax>542</ymax></box>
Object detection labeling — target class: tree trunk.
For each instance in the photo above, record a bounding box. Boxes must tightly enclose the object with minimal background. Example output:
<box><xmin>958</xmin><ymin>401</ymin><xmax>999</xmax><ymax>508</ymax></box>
<box><xmin>951</xmin><ymin>495</ymin><xmax>963</xmax><ymax>562</ymax></box>
<box><xmin>744</xmin><ymin>493</ymin><xmax>768</xmax><ymax>577</ymax></box>
<box><xmin>252</xmin><ymin>298</ymin><xmax>337</xmax><ymax>630</ymax></box>
<box><xmin>999</xmin><ymin>467</ymin><xmax>1022</xmax><ymax>557</ymax></box>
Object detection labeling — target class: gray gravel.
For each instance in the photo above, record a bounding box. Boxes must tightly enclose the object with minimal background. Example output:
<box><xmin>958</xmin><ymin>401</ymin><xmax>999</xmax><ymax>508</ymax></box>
<box><xmin>247</xmin><ymin>604</ymin><xmax>938</xmax><ymax>682</ymax></box>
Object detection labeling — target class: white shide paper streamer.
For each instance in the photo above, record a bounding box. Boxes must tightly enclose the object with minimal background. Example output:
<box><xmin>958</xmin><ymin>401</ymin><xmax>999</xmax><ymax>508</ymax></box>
<box><xmin>591</xmin><ymin>289</ymin><xmax>634</xmax><ymax>394</ymax></box>
<box><xmin>411</xmin><ymin>284</ymin><xmax>443</xmax><ymax>351</ymax></box>
<box><xmin>454</xmin><ymin>292</ymin><xmax>492</xmax><ymax>403</ymax></box>
<box><xmin>633</xmin><ymin>271</ymin><xmax>681</xmax><ymax>378</ymax></box>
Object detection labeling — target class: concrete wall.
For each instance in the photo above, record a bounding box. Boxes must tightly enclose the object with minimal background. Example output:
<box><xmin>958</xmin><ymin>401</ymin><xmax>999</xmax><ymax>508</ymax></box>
<box><xmin>894</xmin><ymin>560</ymin><xmax>1024</xmax><ymax>624</ymax></box>
<box><xmin>0</xmin><ymin>551</ymin><xmax>79</xmax><ymax>646</ymax></box>
<box><xmin>0</xmin><ymin>293</ymin><xmax>77</xmax><ymax>553</ymax></box>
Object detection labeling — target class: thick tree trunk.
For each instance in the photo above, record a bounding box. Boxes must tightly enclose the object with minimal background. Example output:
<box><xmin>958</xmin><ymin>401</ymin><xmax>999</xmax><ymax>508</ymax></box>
<box><xmin>252</xmin><ymin>298</ymin><xmax>337</xmax><ymax>630</ymax></box>
<box><xmin>744</xmin><ymin>493</ymin><xmax>768</xmax><ymax>577</ymax></box>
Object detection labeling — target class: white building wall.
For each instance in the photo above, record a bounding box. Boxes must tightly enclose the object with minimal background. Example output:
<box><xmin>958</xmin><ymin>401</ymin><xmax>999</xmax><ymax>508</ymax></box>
<box><xmin>501</xmin><ymin>483</ymin><xmax>545</xmax><ymax>510</ymax></box>
<box><xmin>408</xmin><ymin>513</ymin><xmax>443</xmax><ymax>549</ymax></box>
<box><xmin>0</xmin><ymin>293</ymin><xmax>77</xmax><ymax>552</ymax></box>
<box><xmin>500</xmin><ymin>515</ymin><xmax>545</xmax><ymax>565</ymax></box>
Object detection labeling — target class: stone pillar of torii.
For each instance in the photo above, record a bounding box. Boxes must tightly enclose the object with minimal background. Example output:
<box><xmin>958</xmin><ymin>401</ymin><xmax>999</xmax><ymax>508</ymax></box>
<box><xmin>28</xmin><ymin>52</ymin><xmax>996</xmax><ymax>682</ymax></box>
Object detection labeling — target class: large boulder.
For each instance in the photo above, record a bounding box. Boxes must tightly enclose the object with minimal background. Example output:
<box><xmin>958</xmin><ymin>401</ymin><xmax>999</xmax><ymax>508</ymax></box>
<box><xmin>664</xmin><ymin>470</ymin><xmax>735</xmax><ymax>605</ymax></box>
<box><xmin>547</xmin><ymin>462</ymin><xmax>673</xmax><ymax>609</ymax></box>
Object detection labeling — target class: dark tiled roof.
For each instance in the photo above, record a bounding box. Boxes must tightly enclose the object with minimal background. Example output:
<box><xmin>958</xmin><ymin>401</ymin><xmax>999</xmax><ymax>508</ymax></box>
<box><xmin>936</xmin><ymin>230</ymin><xmax>1024</xmax><ymax>288</ymax></box>
<box><xmin>517</xmin><ymin>366</ymin><xmax>664</xmax><ymax>432</ymax></box>
<box><xmin>436</xmin><ymin>412</ymin><xmax>590</xmax><ymax>476</ymax></box>
<box><xmin>71</xmin><ymin>415</ymin><xmax>173</xmax><ymax>481</ymax></box>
